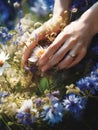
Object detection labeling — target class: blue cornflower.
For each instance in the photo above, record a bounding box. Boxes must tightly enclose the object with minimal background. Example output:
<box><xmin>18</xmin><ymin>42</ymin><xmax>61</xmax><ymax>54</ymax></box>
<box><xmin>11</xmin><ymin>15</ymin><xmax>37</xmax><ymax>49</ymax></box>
<box><xmin>0</xmin><ymin>27</ymin><xmax>13</xmax><ymax>44</ymax></box>
<box><xmin>90</xmin><ymin>71</ymin><xmax>98</xmax><ymax>78</ymax></box>
<box><xmin>63</xmin><ymin>93</ymin><xmax>87</xmax><ymax>119</ymax></box>
<box><xmin>16</xmin><ymin>112</ymin><xmax>33</xmax><ymax>125</ymax></box>
<box><xmin>76</xmin><ymin>76</ymin><xmax>98</xmax><ymax>94</ymax></box>
<box><xmin>41</xmin><ymin>102</ymin><xmax>64</xmax><ymax>124</ymax></box>
<box><xmin>90</xmin><ymin>63</ymin><xmax>98</xmax><ymax>78</ymax></box>
<box><xmin>92</xmin><ymin>63</ymin><xmax>98</xmax><ymax>72</ymax></box>
<box><xmin>92</xmin><ymin>45</ymin><xmax>98</xmax><ymax>55</ymax></box>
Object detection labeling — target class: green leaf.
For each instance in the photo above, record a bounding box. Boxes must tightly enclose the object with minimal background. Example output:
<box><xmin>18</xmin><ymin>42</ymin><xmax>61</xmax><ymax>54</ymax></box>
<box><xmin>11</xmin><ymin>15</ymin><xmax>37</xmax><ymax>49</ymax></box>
<box><xmin>39</xmin><ymin>77</ymin><xmax>49</xmax><ymax>92</ymax></box>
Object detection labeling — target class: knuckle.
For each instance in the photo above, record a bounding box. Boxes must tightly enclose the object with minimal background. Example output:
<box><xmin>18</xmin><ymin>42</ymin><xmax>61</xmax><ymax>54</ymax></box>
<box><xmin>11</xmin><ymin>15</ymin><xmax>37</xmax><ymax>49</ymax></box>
<box><xmin>81</xmin><ymin>48</ymin><xmax>87</xmax><ymax>54</ymax></box>
<box><xmin>49</xmin><ymin>44</ymin><xmax>57</xmax><ymax>51</ymax></box>
<box><xmin>70</xmin><ymin>37</ymin><xmax>78</xmax><ymax>46</ymax></box>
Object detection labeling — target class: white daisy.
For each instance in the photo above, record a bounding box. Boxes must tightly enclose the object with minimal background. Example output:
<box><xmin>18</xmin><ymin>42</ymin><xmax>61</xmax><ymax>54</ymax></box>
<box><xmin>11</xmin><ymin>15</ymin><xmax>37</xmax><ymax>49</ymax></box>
<box><xmin>28</xmin><ymin>46</ymin><xmax>48</xmax><ymax>63</ymax></box>
<box><xmin>0</xmin><ymin>50</ymin><xmax>10</xmax><ymax>76</ymax></box>
<box><xmin>18</xmin><ymin>99</ymin><xmax>33</xmax><ymax>112</ymax></box>
<box><xmin>18</xmin><ymin>99</ymin><xmax>37</xmax><ymax>113</ymax></box>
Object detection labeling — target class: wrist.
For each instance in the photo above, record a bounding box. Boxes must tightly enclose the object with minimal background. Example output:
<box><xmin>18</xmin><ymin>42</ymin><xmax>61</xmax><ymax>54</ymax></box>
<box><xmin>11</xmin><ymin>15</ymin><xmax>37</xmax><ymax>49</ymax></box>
<box><xmin>53</xmin><ymin>0</ymin><xmax>72</xmax><ymax>17</ymax></box>
<box><xmin>79</xmin><ymin>2</ymin><xmax>98</xmax><ymax>36</ymax></box>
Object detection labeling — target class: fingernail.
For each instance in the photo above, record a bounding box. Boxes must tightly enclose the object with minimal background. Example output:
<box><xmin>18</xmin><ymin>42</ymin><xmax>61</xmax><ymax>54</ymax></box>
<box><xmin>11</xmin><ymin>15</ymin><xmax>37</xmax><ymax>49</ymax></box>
<box><xmin>41</xmin><ymin>65</ymin><xmax>49</xmax><ymax>72</ymax></box>
<box><xmin>41</xmin><ymin>67</ymin><xmax>46</xmax><ymax>72</ymax></box>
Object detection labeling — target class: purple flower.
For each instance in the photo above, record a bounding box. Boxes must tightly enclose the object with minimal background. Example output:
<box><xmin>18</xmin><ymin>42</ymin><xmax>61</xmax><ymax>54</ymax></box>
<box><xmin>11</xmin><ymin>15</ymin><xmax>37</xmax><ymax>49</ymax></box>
<box><xmin>0</xmin><ymin>91</ymin><xmax>9</xmax><ymax>98</ymax></box>
<box><xmin>0</xmin><ymin>91</ymin><xmax>9</xmax><ymax>104</ymax></box>
<box><xmin>15</xmin><ymin>21</ymin><xmax>23</xmax><ymax>36</ymax></box>
<box><xmin>63</xmin><ymin>94</ymin><xmax>87</xmax><ymax>119</ymax></box>
<box><xmin>2</xmin><ymin>91</ymin><xmax>9</xmax><ymax>97</ymax></box>
<box><xmin>36</xmin><ymin>98</ymin><xmax>45</xmax><ymax>108</ymax></box>
<box><xmin>16</xmin><ymin>99</ymin><xmax>38</xmax><ymax>125</ymax></box>
<box><xmin>71</xmin><ymin>0</ymin><xmax>97</xmax><ymax>13</ymax></box>
<box><xmin>16</xmin><ymin>112</ymin><xmax>33</xmax><ymax>125</ymax></box>
<box><xmin>47</xmin><ymin>91</ymin><xmax>60</xmax><ymax>105</ymax></box>
<box><xmin>51</xmin><ymin>90</ymin><xmax>60</xmax><ymax>97</ymax></box>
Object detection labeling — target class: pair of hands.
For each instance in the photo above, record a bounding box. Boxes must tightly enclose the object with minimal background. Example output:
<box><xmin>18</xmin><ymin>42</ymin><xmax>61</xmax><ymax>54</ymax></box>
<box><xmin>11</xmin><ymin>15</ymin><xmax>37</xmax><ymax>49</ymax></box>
<box><xmin>22</xmin><ymin>13</ymin><xmax>94</xmax><ymax>72</ymax></box>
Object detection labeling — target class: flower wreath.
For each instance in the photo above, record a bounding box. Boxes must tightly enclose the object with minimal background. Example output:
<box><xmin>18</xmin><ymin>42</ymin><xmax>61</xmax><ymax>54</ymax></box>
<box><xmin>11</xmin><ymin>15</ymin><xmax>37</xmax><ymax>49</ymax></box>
<box><xmin>0</xmin><ymin>0</ymin><xmax>98</xmax><ymax>130</ymax></box>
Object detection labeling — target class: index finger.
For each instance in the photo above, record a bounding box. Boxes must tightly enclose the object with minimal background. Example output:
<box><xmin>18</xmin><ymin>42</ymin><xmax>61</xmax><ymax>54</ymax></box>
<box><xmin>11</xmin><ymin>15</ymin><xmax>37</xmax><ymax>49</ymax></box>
<box><xmin>38</xmin><ymin>29</ymin><xmax>69</xmax><ymax>66</ymax></box>
<box><xmin>21</xmin><ymin>40</ymin><xmax>37</xmax><ymax>67</ymax></box>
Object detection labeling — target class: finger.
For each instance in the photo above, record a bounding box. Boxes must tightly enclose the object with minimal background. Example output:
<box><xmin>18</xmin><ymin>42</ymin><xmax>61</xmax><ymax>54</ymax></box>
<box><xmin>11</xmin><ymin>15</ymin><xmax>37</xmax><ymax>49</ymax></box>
<box><xmin>21</xmin><ymin>40</ymin><xmax>37</xmax><ymax>67</ymax></box>
<box><xmin>58</xmin><ymin>45</ymin><xmax>87</xmax><ymax>70</ymax></box>
<box><xmin>43</xmin><ymin>37</ymin><xmax>77</xmax><ymax>67</ymax></box>
<box><xmin>41</xmin><ymin>61</ymin><xmax>52</xmax><ymax>72</ymax></box>
<box><xmin>40</xmin><ymin>36</ymin><xmax>77</xmax><ymax>72</ymax></box>
<box><xmin>57</xmin><ymin>42</ymin><xmax>79</xmax><ymax>70</ymax></box>
<box><xmin>38</xmin><ymin>30</ymin><xmax>70</xmax><ymax>66</ymax></box>
<box><xmin>39</xmin><ymin>44</ymin><xmax>70</xmax><ymax>72</ymax></box>
<box><xmin>21</xmin><ymin>24</ymin><xmax>50</xmax><ymax>67</ymax></box>
<box><xmin>57</xmin><ymin>53</ymin><xmax>76</xmax><ymax>70</ymax></box>
<box><xmin>21</xmin><ymin>28</ymin><xmax>46</xmax><ymax>67</ymax></box>
<box><xmin>67</xmin><ymin>48</ymin><xmax>87</xmax><ymax>68</ymax></box>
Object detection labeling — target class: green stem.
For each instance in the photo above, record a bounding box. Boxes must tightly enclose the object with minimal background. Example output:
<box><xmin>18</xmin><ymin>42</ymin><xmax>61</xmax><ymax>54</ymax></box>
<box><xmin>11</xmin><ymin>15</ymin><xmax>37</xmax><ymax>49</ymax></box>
<box><xmin>87</xmin><ymin>95</ymin><xmax>98</xmax><ymax>98</ymax></box>
<box><xmin>1</xmin><ymin>115</ymin><xmax>12</xmax><ymax>130</ymax></box>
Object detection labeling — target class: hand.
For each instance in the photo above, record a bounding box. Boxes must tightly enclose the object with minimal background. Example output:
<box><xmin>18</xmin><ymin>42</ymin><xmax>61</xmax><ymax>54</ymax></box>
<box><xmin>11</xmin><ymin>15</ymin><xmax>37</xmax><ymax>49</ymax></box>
<box><xmin>38</xmin><ymin>17</ymin><xmax>95</xmax><ymax>72</ymax></box>
<box><xmin>21</xmin><ymin>13</ymin><xmax>70</xmax><ymax>67</ymax></box>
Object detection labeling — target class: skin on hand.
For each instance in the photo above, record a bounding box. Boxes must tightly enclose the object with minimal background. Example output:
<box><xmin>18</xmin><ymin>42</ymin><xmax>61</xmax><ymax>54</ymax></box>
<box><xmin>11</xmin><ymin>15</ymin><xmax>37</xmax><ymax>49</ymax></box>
<box><xmin>22</xmin><ymin>0</ymin><xmax>72</xmax><ymax>67</ymax></box>
<box><xmin>38</xmin><ymin>2</ymin><xmax>98</xmax><ymax>72</ymax></box>
<box><xmin>22</xmin><ymin>1</ymin><xmax>98</xmax><ymax>71</ymax></box>
<box><xmin>38</xmin><ymin>14</ymin><xmax>96</xmax><ymax>72</ymax></box>
<box><xmin>21</xmin><ymin>15</ymin><xmax>70</xmax><ymax>67</ymax></box>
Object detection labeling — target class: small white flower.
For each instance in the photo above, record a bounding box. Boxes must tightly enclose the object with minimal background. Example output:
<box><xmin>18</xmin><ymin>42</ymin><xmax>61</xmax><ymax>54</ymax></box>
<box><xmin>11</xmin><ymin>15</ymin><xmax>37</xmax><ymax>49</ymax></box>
<box><xmin>18</xmin><ymin>99</ymin><xmax>38</xmax><ymax>114</ymax></box>
<box><xmin>28</xmin><ymin>46</ymin><xmax>48</xmax><ymax>63</ymax></box>
<box><xmin>13</xmin><ymin>2</ymin><xmax>20</xmax><ymax>8</ymax></box>
<box><xmin>0</xmin><ymin>50</ymin><xmax>10</xmax><ymax>76</ymax></box>
<box><xmin>18</xmin><ymin>99</ymin><xmax>33</xmax><ymax>112</ymax></box>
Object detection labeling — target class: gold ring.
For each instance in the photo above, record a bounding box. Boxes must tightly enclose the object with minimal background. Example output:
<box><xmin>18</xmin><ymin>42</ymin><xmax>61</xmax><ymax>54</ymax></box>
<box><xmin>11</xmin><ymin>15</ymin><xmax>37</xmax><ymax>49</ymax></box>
<box><xmin>69</xmin><ymin>53</ymin><xmax>76</xmax><ymax>58</ymax></box>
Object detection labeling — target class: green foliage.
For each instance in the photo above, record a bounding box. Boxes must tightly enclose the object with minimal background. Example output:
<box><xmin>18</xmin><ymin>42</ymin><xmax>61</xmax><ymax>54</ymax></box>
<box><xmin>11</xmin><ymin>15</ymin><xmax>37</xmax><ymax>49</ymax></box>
<box><xmin>39</xmin><ymin>77</ymin><xmax>49</xmax><ymax>92</ymax></box>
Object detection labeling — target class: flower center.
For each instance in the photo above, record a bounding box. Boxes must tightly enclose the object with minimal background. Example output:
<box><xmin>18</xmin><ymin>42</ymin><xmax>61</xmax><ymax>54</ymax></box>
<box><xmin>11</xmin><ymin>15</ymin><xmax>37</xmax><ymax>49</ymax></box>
<box><xmin>36</xmin><ymin>50</ymin><xmax>45</xmax><ymax>58</ymax></box>
<box><xmin>0</xmin><ymin>60</ymin><xmax>4</xmax><ymax>67</ymax></box>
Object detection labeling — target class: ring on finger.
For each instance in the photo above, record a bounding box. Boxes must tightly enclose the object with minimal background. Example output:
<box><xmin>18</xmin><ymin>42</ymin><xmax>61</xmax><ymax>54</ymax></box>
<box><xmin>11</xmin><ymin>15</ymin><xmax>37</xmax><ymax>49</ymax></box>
<box><xmin>69</xmin><ymin>53</ymin><xmax>77</xmax><ymax>59</ymax></box>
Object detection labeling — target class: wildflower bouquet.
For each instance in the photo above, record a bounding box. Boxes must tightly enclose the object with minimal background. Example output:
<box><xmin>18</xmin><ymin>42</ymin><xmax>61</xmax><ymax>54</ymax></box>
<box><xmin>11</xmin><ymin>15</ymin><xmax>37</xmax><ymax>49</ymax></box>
<box><xmin>0</xmin><ymin>1</ymin><xmax>98</xmax><ymax>130</ymax></box>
